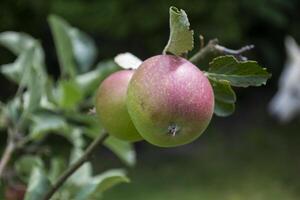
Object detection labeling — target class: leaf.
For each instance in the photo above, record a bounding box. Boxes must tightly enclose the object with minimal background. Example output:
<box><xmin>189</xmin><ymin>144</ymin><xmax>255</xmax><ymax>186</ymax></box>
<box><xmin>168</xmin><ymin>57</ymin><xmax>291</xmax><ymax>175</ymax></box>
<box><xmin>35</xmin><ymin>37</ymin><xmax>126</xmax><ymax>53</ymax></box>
<box><xmin>163</xmin><ymin>6</ymin><xmax>194</xmax><ymax>56</ymax></box>
<box><xmin>214</xmin><ymin>99</ymin><xmax>235</xmax><ymax>117</ymax></box>
<box><xmin>55</xmin><ymin>80</ymin><xmax>84</xmax><ymax>110</ymax></box>
<box><xmin>0</xmin><ymin>31</ymin><xmax>36</xmax><ymax>55</ymax></box>
<box><xmin>14</xmin><ymin>156</ymin><xmax>44</xmax><ymax>183</ymax></box>
<box><xmin>210</xmin><ymin>79</ymin><xmax>236</xmax><ymax>104</ymax></box>
<box><xmin>24</xmin><ymin>167</ymin><xmax>52</xmax><ymax>200</ymax></box>
<box><xmin>104</xmin><ymin>136</ymin><xmax>136</xmax><ymax>167</ymax></box>
<box><xmin>0</xmin><ymin>102</ymin><xmax>6</xmax><ymax>129</ymax></box>
<box><xmin>48</xmin><ymin>15</ymin><xmax>77</xmax><ymax>78</ymax></box>
<box><xmin>29</xmin><ymin>112</ymin><xmax>69</xmax><ymax>140</ymax></box>
<box><xmin>209</xmin><ymin>79</ymin><xmax>236</xmax><ymax>117</ymax></box>
<box><xmin>75</xmin><ymin>60</ymin><xmax>120</xmax><ymax>97</ymax></box>
<box><xmin>48</xmin><ymin>15</ymin><xmax>98</xmax><ymax>76</ymax></box>
<box><xmin>68</xmin><ymin>28</ymin><xmax>98</xmax><ymax>73</ymax></box>
<box><xmin>74</xmin><ymin>169</ymin><xmax>129</xmax><ymax>200</ymax></box>
<box><xmin>207</xmin><ymin>55</ymin><xmax>271</xmax><ymax>87</ymax></box>
<box><xmin>68</xmin><ymin>129</ymin><xmax>92</xmax><ymax>186</ymax></box>
<box><xmin>48</xmin><ymin>157</ymin><xmax>66</xmax><ymax>183</ymax></box>
<box><xmin>114</xmin><ymin>52</ymin><xmax>142</xmax><ymax>69</ymax></box>
<box><xmin>0</xmin><ymin>46</ymin><xmax>35</xmax><ymax>84</ymax></box>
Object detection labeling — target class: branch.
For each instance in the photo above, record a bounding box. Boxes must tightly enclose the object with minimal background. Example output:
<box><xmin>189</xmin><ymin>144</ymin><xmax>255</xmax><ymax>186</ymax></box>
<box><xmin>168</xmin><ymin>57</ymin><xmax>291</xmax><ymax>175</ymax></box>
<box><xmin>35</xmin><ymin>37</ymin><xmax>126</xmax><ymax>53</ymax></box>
<box><xmin>0</xmin><ymin>140</ymin><xmax>15</xmax><ymax>178</ymax></box>
<box><xmin>189</xmin><ymin>38</ymin><xmax>254</xmax><ymax>64</ymax></box>
<box><xmin>0</xmin><ymin>128</ymin><xmax>17</xmax><ymax>178</ymax></box>
<box><xmin>42</xmin><ymin>132</ymin><xmax>109</xmax><ymax>200</ymax></box>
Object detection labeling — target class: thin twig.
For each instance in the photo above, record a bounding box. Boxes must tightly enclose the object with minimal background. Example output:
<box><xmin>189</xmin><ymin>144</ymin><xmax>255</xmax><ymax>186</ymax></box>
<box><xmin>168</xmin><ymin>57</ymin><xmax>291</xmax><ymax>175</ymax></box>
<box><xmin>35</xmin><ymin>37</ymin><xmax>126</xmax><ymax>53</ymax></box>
<box><xmin>0</xmin><ymin>133</ymin><xmax>15</xmax><ymax>178</ymax></box>
<box><xmin>189</xmin><ymin>38</ymin><xmax>254</xmax><ymax>64</ymax></box>
<box><xmin>42</xmin><ymin>132</ymin><xmax>109</xmax><ymax>200</ymax></box>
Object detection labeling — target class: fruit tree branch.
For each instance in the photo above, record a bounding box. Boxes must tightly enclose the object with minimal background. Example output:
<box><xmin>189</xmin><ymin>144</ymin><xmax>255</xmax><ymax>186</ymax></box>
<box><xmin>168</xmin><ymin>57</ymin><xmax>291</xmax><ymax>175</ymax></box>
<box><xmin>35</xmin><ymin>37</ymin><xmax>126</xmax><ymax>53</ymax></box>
<box><xmin>43</xmin><ymin>132</ymin><xmax>109</xmax><ymax>200</ymax></box>
<box><xmin>189</xmin><ymin>38</ymin><xmax>254</xmax><ymax>64</ymax></box>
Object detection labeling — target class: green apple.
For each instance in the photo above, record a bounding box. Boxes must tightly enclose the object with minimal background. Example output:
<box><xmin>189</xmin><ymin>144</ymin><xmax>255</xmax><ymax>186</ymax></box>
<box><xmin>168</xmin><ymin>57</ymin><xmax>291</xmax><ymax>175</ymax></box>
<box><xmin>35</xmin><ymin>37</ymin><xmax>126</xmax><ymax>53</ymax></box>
<box><xmin>95</xmin><ymin>70</ymin><xmax>142</xmax><ymax>142</ymax></box>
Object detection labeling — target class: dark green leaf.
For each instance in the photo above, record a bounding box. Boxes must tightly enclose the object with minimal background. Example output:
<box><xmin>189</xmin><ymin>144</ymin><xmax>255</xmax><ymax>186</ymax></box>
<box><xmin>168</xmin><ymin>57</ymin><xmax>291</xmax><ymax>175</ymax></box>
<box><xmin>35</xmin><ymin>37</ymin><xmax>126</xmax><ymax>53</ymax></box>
<box><xmin>74</xmin><ymin>169</ymin><xmax>129</xmax><ymax>200</ymax></box>
<box><xmin>214</xmin><ymin>99</ymin><xmax>235</xmax><ymax>117</ymax></box>
<box><xmin>207</xmin><ymin>55</ymin><xmax>271</xmax><ymax>87</ymax></box>
<box><xmin>210</xmin><ymin>79</ymin><xmax>236</xmax><ymax>104</ymax></box>
<box><xmin>24</xmin><ymin>167</ymin><xmax>52</xmax><ymax>200</ymax></box>
<box><xmin>209</xmin><ymin>79</ymin><xmax>236</xmax><ymax>117</ymax></box>
<box><xmin>163</xmin><ymin>6</ymin><xmax>194</xmax><ymax>56</ymax></box>
<box><xmin>104</xmin><ymin>136</ymin><xmax>136</xmax><ymax>167</ymax></box>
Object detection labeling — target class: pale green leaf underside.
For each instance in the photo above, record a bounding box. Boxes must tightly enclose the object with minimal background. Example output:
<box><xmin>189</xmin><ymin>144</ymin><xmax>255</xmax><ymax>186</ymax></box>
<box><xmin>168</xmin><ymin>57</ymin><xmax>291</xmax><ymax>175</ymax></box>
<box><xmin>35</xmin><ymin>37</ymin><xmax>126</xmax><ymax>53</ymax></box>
<box><xmin>163</xmin><ymin>6</ymin><xmax>194</xmax><ymax>56</ymax></box>
<box><xmin>24</xmin><ymin>167</ymin><xmax>52</xmax><ymax>200</ymax></box>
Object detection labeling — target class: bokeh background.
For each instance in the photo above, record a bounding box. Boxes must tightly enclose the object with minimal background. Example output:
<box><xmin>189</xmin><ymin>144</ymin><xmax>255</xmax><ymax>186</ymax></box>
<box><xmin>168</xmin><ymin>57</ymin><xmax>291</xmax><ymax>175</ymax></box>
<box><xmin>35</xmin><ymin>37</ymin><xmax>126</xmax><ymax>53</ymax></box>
<box><xmin>1</xmin><ymin>0</ymin><xmax>300</xmax><ymax>199</ymax></box>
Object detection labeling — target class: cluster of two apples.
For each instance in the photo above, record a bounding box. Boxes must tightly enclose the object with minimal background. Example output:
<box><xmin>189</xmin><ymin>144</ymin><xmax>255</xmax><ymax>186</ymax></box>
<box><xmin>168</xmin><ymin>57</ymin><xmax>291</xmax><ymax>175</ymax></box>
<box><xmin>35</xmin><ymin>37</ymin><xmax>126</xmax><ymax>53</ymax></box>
<box><xmin>95</xmin><ymin>55</ymin><xmax>214</xmax><ymax>147</ymax></box>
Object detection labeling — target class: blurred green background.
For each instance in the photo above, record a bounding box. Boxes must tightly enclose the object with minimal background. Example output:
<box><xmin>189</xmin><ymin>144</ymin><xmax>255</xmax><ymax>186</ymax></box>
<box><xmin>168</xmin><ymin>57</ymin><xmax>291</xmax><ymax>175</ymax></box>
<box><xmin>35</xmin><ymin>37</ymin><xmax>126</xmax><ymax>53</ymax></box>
<box><xmin>1</xmin><ymin>0</ymin><xmax>300</xmax><ymax>199</ymax></box>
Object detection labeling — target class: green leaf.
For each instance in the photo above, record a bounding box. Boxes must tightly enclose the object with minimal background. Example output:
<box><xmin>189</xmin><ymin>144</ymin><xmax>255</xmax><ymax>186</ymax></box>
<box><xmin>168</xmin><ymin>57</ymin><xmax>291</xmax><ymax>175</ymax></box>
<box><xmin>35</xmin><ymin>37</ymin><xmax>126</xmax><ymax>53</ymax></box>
<box><xmin>14</xmin><ymin>156</ymin><xmax>44</xmax><ymax>183</ymax></box>
<box><xmin>48</xmin><ymin>157</ymin><xmax>66</xmax><ymax>183</ymax></box>
<box><xmin>207</xmin><ymin>55</ymin><xmax>271</xmax><ymax>87</ymax></box>
<box><xmin>48</xmin><ymin>15</ymin><xmax>98</xmax><ymax>76</ymax></box>
<box><xmin>29</xmin><ymin>112</ymin><xmax>69</xmax><ymax>140</ymax></box>
<box><xmin>68</xmin><ymin>28</ymin><xmax>98</xmax><ymax>73</ymax></box>
<box><xmin>0</xmin><ymin>46</ymin><xmax>35</xmax><ymax>84</ymax></box>
<box><xmin>0</xmin><ymin>102</ymin><xmax>6</xmax><ymax>129</ymax></box>
<box><xmin>48</xmin><ymin>15</ymin><xmax>77</xmax><ymax>78</ymax></box>
<box><xmin>214</xmin><ymin>99</ymin><xmax>235</xmax><ymax>117</ymax></box>
<box><xmin>104</xmin><ymin>136</ymin><xmax>136</xmax><ymax>167</ymax></box>
<box><xmin>0</xmin><ymin>31</ymin><xmax>36</xmax><ymax>55</ymax></box>
<box><xmin>163</xmin><ymin>6</ymin><xmax>194</xmax><ymax>56</ymax></box>
<box><xmin>74</xmin><ymin>169</ymin><xmax>129</xmax><ymax>200</ymax></box>
<box><xmin>55</xmin><ymin>80</ymin><xmax>84</xmax><ymax>110</ymax></box>
<box><xmin>209</xmin><ymin>79</ymin><xmax>236</xmax><ymax>117</ymax></box>
<box><xmin>75</xmin><ymin>60</ymin><xmax>120</xmax><ymax>97</ymax></box>
<box><xmin>24</xmin><ymin>167</ymin><xmax>52</xmax><ymax>200</ymax></box>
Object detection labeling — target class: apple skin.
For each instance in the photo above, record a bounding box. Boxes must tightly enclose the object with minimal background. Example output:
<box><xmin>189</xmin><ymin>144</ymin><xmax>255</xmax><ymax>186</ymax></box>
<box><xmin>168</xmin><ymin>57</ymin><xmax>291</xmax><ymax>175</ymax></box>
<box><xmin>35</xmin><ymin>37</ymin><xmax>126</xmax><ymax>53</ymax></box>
<box><xmin>127</xmin><ymin>55</ymin><xmax>214</xmax><ymax>147</ymax></box>
<box><xmin>95</xmin><ymin>70</ymin><xmax>143</xmax><ymax>142</ymax></box>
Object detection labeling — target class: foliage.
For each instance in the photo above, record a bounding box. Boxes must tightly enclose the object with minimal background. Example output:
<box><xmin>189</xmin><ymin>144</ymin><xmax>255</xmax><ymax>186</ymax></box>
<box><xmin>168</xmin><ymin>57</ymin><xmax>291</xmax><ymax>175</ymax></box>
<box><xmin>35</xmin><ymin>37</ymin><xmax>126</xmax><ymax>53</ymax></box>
<box><xmin>0</xmin><ymin>15</ymin><xmax>132</xmax><ymax>199</ymax></box>
<box><xmin>0</xmin><ymin>5</ymin><xmax>271</xmax><ymax>199</ymax></box>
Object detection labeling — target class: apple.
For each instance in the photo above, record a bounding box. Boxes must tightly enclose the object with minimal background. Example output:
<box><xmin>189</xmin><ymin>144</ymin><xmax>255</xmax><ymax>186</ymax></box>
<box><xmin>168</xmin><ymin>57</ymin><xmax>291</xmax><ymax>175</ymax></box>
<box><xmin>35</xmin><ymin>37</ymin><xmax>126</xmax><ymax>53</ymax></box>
<box><xmin>127</xmin><ymin>55</ymin><xmax>214</xmax><ymax>147</ymax></box>
<box><xmin>95</xmin><ymin>70</ymin><xmax>142</xmax><ymax>142</ymax></box>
